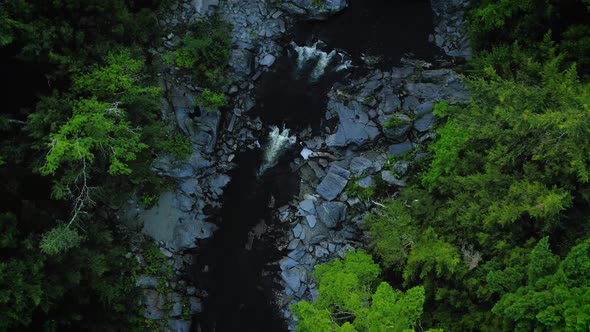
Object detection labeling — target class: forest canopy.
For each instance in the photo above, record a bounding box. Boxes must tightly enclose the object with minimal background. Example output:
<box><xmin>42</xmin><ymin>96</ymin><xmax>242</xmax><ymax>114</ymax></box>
<box><xmin>295</xmin><ymin>0</ymin><xmax>590</xmax><ymax>331</ymax></box>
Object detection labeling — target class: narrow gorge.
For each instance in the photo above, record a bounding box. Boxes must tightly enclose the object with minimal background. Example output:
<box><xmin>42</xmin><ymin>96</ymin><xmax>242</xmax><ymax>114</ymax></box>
<box><xmin>0</xmin><ymin>0</ymin><xmax>470</xmax><ymax>330</ymax></box>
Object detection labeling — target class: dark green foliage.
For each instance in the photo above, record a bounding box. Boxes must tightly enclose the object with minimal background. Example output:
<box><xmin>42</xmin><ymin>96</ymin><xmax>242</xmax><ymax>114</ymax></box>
<box><xmin>0</xmin><ymin>0</ymin><xmax>181</xmax><ymax>329</ymax></box>
<box><xmin>364</xmin><ymin>29</ymin><xmax>590</xmax><ymax>331</ymax></box>
<box><xmin>0</xmin><ymin>0</ymin><xmax>166</xmax><ymax>80</ymax></box>
<box><xmin>0</xmin><ymin>212</ymin><xmax>146</xmax><ymax>331</ymax></box>
<box><xmin>492</xmin><ymin>238</ymin><xmax>590</xmax><ymax>331</ymax></box>
<box><xmin>174</xmin><ymin>15</ymin><xmax>232</xmax><ymax>90</ymax></box>
<box><xmin>468</xmin><ymin>0</ymin><xmax>590</xmax><ymax>76</ymax></box>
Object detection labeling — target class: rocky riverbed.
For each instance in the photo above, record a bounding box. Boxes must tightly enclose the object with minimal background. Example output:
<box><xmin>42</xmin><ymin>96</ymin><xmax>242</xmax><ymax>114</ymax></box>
<box><xmin>272</xmin><ymin>59</ymin><xmax>470</xmax><ymax>329</ymax></box>
<box><xmin>117</xmin><ymin>0</ymin><xmax>472</xmax><ymax>330</ymax></box>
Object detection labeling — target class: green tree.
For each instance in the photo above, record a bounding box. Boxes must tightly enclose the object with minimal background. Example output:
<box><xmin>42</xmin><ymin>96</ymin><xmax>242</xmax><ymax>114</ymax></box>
<box><xmin>292</xmin><ymin>251</ymin><xmax>429</xmax><ymax>332</ymax></box>
<box><xmin>0</xmin><ymin>212</ymin><xmax>145</xmax><ymax>331</ymax></box>
<box><xmin>173</xmin><ymin>14</ymin><xmax>232</xmax><ymax>89</ymax></box>
<box><xmin>492</xmin><ymin>238</ymin><xmax>590</xmax><ymax>331</ymax></box>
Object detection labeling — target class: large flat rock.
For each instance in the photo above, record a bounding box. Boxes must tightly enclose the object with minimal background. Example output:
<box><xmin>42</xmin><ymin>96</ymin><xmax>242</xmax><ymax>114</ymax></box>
<box><xmin>317</xmin><ymin>165</ymin><xmax>350</xmax><ymax>201</ymax></box>
<box><xmin>326</xmin><ymin>101</ymin><xmax>380</xmax><ymax>147</ymax></box>
<box><xmin>140</xmin><ymin>191</ymin><xmax>217</xmax><ymax>252</ymax></box>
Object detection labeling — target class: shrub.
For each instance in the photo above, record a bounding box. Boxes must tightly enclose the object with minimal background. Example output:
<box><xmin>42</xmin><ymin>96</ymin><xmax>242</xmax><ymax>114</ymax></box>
<box><xmin>195</xmin><ymin>88</ymin><xmax>227</xmax><ymax>111</ymax></box>
<box><xmin>174</xmin><ymin>15</ymin><xmax>232</xmax><ymax>89</ymax></box>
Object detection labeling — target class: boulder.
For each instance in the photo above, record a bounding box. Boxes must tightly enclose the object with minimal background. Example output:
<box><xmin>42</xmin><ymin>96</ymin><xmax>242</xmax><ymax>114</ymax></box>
<box><xmin>136</xmin><ymin>275</ymin><xmax>159</xmax><ymax>288</ymax></box>
<box><xmin>381</xmin><ymin>113</ymin><xmax>412</xmax><ymax>141</ymax></box>
<box><xmin>393</xmin><ymin>161</ymin><xmax>412</xmax><ymax>177</ymax></box>
<box><xmin>259</xmin><ymin>54</ymin><xmax>276</xmax><ymax>67</ymax></box>
<box><xmin>281</xmin><ymin>0</ymin><xmax>348</xmax><ymax>20</ymax></box>
<box><xmin>414</xmin><ymin>112</ymin><xmax>434</xmax><ymax>132</ymax></box>
<box><xmin>379</xmin><ymin>93</ymin><xmax>402</xmax><ymax>114</ymax></box>
<box><xmin>414</xmin><ymin>102</ymin><xmax>434</xmax><ymax>115</ymax></box>
<box><xmin>281</xmin><ymin>266</ymin><xmax>307</xmax><ymax>294</ymax></box>
<box><xmin>208</xmin><ymin>174</ymin><xmax>231</xmax><ymax>196</ymax></box>
<box><xmin>317</xmin><ymin>165</ymin><xmax>350</xmax><ymax>201</ymax></box>
<box><xmin>293</xmin><ymin>223</ymin><xmax>304</xmax><ymax>239</ymax></box>
<box><xmin>356</xmin><ymin>176</ymin><xmax>374</xmax><ymax>189</ymax></box>
<box><xmin>325</xmin><ymin>101</ymin><xmax>380</xmax><ymax>147</ymax></box>
<box><xmin>143</xmin><ymin>289</ymin><xmax>166</xmax><ymax>319</ymax></box>
<box><xmin>402</xmin><ymin>95</ymin><xmax>420</xmax><ymax>112</ymax></box>
<box><xmin>168</xmin><ymin>319</ymin><xmax>192</xmax><ymax>332</ymax></box>
<box><xmin>298</xmin><ymin>199</ymin><xmax>316</xmax><ymax>215</ymax></box>
<box><xmin>140</xmin><ymin>192</ymin><xmax>217</xmax><ymax>252</ymax></box>
<box><xmin>349</xmin><ymin>156</ymin><xmax>373</xmax><ymax>176</ymax></box>
<box><xmin>317</xmin><ymin>201</ymin><xmax>347</xmax><ymax>228</ymax></box>
<box><xmin>405</xmin><ymin>83</ymin><xmax>441</xmax><ymax>100</ymax></box>
<box><xmin>306</xmin><ymin>215</ymin><xmax>318</xmax><ymax>228</ymax></box>
<box><xmin>280</xmin><ymin>257</ymin><xmax>299</xmax><ymax>270</ymax></box>
<box><xmin>381</xmin><ymin>170</ymin><xmax>406</xmax><ymax>187</ymax></box>
<box><xmin>229</xmin><ymin>48</ymin><xmax>253</xmax><ymax>80</ymax></box>
<box><xmin>388</xmin><ymin>141</ymin><xmax>415</xmax><ymax>156</ymax></box>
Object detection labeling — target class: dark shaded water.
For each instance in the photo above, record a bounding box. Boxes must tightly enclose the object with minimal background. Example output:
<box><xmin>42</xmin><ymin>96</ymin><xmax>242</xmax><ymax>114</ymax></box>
<box><xmin>294</xmin><ymin>0</ymin><xmax>441</xmax><ymax>68</ymax></box>
<box><xmin>193</xmin><ymin>1</ymin><xmax>439</xmax><ymax>331</ymax></box>
<box><xmin>192</xmin><ymin>148</ymin><xmax>298</xmax><ymax>331</ymax></box>
<box><xmin>256</xmin><ymin>0</ymin><xmax>442</xmax><ymax>133</ymax></box>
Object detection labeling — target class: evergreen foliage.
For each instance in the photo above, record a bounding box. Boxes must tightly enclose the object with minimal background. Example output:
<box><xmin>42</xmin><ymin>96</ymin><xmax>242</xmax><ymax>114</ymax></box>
<box><xmin>173</xmin><ymin>14</ymin><xmax>232</xmax><ymax>90</ymax></box>
<box><xmin>359</xmin><ymin>3</ymin><xmax>590</xmax><ymax>330</ymax></box>
<box><xmin>292</xmin><ymin>250</ymin><xmax>432</xmax><ymax>332</ymax></box>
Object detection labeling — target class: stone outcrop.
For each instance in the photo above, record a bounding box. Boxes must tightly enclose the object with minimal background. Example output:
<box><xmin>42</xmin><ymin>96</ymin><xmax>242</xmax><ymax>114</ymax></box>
<box><xmin>431</xmin><ymin>0</ymin><xmax>472</xmax><ymax>58</ymax></box>
<box><xmin>274</xmin><ymin>60</ymin><xmax>470</xmax><ymax>329</ymax></box>
<box><xmin>281</xmin><ymin>0</ymin><xmax>348</xmax><ymax>20</ymax></box>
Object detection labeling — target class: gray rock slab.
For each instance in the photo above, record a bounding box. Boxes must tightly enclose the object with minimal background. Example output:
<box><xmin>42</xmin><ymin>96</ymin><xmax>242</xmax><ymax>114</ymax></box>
<box><xmin>280</xmin><ymin>257</ymin><xmax>299</xmax><ymax>270</ymax></box>
<box><xmin>381</xmin><ymin>113</ymin><xmax>412</xmax><ymax>141</ymax></box>
<box><xmin>168</xmin><ymin>319</ymin><xmax>191</xmax><ymax>332</ymax></box>
<box><xmin>143</xmin><ymin>289</ymin><xmax>166</xmax><ymax>319</ymax></box>
<box><xmin>298</xmin><ymin>199</ymin><xmax>316</xmax><ymax>215</ymax></box>
<box><xmin>293</xmin><ymin>223</ymin><xmax>303</xmax><ymax>238</ymax></box>
<box><xmin>405</xmin><ymin>83</ymin><xmax>441</xmax><ymax>100</ymax></box>
<box><xmin>259</xmin><ymin>53</ymin><xmax>276</xmax><ymax>67</ymax></box>
<box><xmin>317</xmin><ymin>168</ymin><xmax>349</xmax><ymax>201</ymax></box>
<box><xmin>141</xmin><ymin>192</ymin><xmax>217</xmax><ymax>252</ymax></box>
<box><xmin>350</xmin><ymin>156</ymin><xmax>373</xmax><ymax>176</ymax></box>
<box><xmin>281</xmin><ymin>266</ymin><xmax>306</xmax><ymax>293</ymax></box>
<box><xmin>393</xmin><ymin>161</ymin><xmax>412</xmax><ymax>177</ymax></box>
<box><xmin>381</xmin><ymin>170</ymin><xmax>407</xmax><ymax>187</ymax></box>
<box><xmin>380</xmin><ymin>93</ymin><xmax>402</xmax><ymax>114</ymax></box>
<box><xmin>325</xmin><ymin>102</ymin><xmax>380</xmax><ymax>147</ymax></box>
<box><xmin>388</xmin><ymin>141</ymin><xmax>415</xmax><ymax>156</ymax></box>
<box><xmin>414</xmin><ymin>102</ymin><xmax>435</xmax><ymax>115</ymax></box>
<box><xmin>414</xmin><ymin>112</ymin><xmax>435</xmax><ymax>132</ymax></box>
<box><xmin>282</xmin><ymin>0</ymin><xmax>348</xmax><ymax>20</ymax></box>
<box><xmin>317</xmin><ymin>201</ymin><xmax>347</xmax><ymax>228</ymax></box>
<box><xmin>356</xmin><ymin>176</ymin><xmax>374</xmax><ymax>189</ymax></box>
<box><xmin>136</xmin><ymin>275</ymin><xmax>159</xmax><ymax>288</ymax></box>
<box><xmin>306</xmin><ymin>215</ymin><xmax>318</xmax><ymax>228</ymax></box>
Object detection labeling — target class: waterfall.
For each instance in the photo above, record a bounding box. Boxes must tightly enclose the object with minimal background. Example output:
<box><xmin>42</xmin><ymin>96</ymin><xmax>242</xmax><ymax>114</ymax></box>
<box><xmin>292</xmin><ymin>41</ymin><xmax>319</xmax><ymax>72</ymax></box>
<box><xmin>258</xmin><ymin>126</ymin><xmax>297</xmax><ymax>175</ymax></box>
<box><xmin>311</xmin><ymin>49</ymin><xmax>337</xmax><ymax>80</ymax></box>
<box><xmin>291</xmin><ymin>41</ymin><xmax>350</xmax><ymax>81</ymax></box>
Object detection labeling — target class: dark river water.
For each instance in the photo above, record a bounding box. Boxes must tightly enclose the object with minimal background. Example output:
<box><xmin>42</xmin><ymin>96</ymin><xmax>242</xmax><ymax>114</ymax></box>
<box><xmin>193</xmin><ymin>0</ymin><xmax>440</xmax><ymax>331</ymax></box>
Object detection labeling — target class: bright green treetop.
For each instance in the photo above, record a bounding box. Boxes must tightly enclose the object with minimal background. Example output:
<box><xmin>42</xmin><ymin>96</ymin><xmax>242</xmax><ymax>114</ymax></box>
<box><xmin>292</xmin><ymin>250</ymin><xmax>433</xmax><ymax>332</ymax></box>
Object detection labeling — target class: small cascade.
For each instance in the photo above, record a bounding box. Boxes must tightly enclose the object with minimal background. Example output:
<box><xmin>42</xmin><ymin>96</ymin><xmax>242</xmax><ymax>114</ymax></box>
<box><xmin>292</xmin><ymin>41</ymin><xmax>319</xmax><ymax>72</ymax></box>
<box><xmin>291</xmin><ymin>41</ymin><xmax>350</xmax><ymax>81</ymax></box>
<box><xmin>258</xmin><ymin>126</ymin><xmax>297</xmax><ymax>175</ymax></box>
<box><xmin>310</xmin><ymin>49</ymin><xmax>337</xmax><ymax>80</ymax></box>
